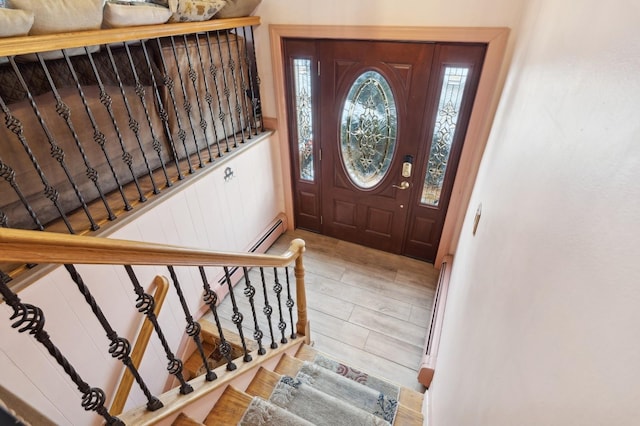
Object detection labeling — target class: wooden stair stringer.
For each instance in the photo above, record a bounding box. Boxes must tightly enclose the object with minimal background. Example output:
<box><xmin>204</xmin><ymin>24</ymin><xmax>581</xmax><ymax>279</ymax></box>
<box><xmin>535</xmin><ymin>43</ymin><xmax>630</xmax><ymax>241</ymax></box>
<box><xmin>119</xmin><ymin>335</ymin><xmax>306</xmax><ymax>426</ymax></box>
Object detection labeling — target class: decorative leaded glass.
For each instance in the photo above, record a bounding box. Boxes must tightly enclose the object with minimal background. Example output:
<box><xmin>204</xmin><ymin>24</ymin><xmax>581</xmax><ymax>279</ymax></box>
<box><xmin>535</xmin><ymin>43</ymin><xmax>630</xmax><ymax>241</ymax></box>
<box><xmin>293</xmin><ymin>59</ymin><xmax>314</xmax><ymax>181</ymax></box>
<box><xmin>340</xmin><ymin>70</ymin><xmax>397</xmax><ymax>189</ymax></box>
<box><xmin>421</xmin><ymin>67</ymin><xmax>469</xmax><ymax>206</ymax></box>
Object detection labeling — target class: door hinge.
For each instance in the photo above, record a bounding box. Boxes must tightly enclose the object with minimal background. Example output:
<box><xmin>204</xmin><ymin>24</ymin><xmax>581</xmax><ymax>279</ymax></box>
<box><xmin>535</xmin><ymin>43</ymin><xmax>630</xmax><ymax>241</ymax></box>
<box><xmin>318</xmin><ymin>60</ymin><xmax>320</xmax><ymax>77</ymax></box>
<box><xmin>320</xmin><ymin>215</ymin><xmax>323</xmax><ymax>225</ymax></box>
<box><xmin>319</xmin><ymin>148</ymin><xmax>322</xmax><ymax>161</ymax></box>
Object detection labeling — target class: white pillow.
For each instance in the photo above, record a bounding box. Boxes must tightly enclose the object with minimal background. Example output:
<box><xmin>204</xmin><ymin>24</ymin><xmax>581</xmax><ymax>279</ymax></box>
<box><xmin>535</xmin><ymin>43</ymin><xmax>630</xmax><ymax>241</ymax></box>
<box><xmin>167</xmin><ymin>0</ymin><xmax>227</xmax><ymax>22</ymax></box>
<box><xmin>0</xmin><ymin>8</ymin><xmax>34</xmax><ymax>38</ymax></box>
<box><xmin>8</xmin><ymin>0</ymin><xmax>105</xmax><ymax>35</ymax></box>
<box><xmin>103</xmin><ymin>1</ymin><xmax>172</xmax><ymax>28</ymax></box>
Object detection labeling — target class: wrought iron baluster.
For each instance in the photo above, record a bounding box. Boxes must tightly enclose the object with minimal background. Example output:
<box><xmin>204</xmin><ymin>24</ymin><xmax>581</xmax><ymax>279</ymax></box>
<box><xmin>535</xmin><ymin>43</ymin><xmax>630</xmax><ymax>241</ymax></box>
<box><xmin>140</xmin><ymin>39</ymin><xmax>183</xmax><ymax>181</ymax></box>
<box><xmin>194</xmin><ymin>33</ymin><xmax>222</xmax><ymax>158</ymax></box>
<box><xmin>248</xmin><ymin>26</ymin><xmax>264</xmax><ymax>133</ymax></box>
<box><xmin>215</xmin><ymin>30</ymin><xmax>239</xmax><ymax>148</ymax></box>
<box><xmin>240</xmin><ymin>26</ymin><xmax>260</xmax><ymax>136</ymax></box>
<box><xmin>38</xmin><ymin>53</ymin><xmax>116</xmax><ymax>222</ymax></box>
<box><xmin>123</xmin><ymin>43</ymin><xmax>171</xmax><ymax>188</ymax></box>
<box><xmin>0</xmin><ymin>275</ymin><xmax>124</xmax><ymax>425</ymax></box>
<box><xmin>272</xmin><ymin>268</ymin><xmax>288</xmax><ymax>344</ymax></box>
<box><xmin>204</xmin><ymin>32</ymin><xmax>231</xmax><ymax>153</ymax></box>
<box><xmin>182</xmin><ymin>35</ymin><xmax>213</xmax><ymax>163</ymax></box>
<box><xmin>199</xmin><ymin>266</ymin><xmax>236</xmax><ymax>371</ymax></box>
<box><xmin>0</xmin><ymin>156</ymin><xmax>44</xmax><ymax>230</ymax></box>
<box><xmin>259</xmin><ymin>267</ymin><xmax>278</xmax><ymax>349</ymax></box>
<box><xmin>224</xmin><ymin>30</ymin><xmax>247</xmax><ymax>144</ymax></box>
<box><xmin>169</xmin><ymin>36</ymin><xmax>204</xmax><ymax>169</ymax></box>
<box><xmin>167</xmin><ymin>266</ymin><xmax>216</xmax><ymax>380</ymax></box>
<box><xmin>63</xmin><ymin>265</ymin><xmax>162</xmax><ymax>411</ymax></box>
<box><xmin>85</xmin><ymin>47</ymin><xmax>146</xmax><ymax>203</ymax></box>
<box><xmin>62</xmin><ymin>50</ymin><xmax>132</xmax><ymax>212</ymax></box>
<box><xmin>0</xmin><ymin>94</ymin><xmax>74</xmax><ymax>233</ymax></box>
<box><xmin>154</xmin><ymin>38</ymin><xmax>194</xmax><ymax>175</ymax></box>
<box><xmin>242</xmin><ymin>267</ymin><xmax>266</xmax><ymax>355</ymax></box>
<box><xmin>284</xmin><ymin>267</ymin><xmax>297</xmax><ymax>339</ymax></box>
<box><xmin>124</xmin><ymin>266</ymin><xmax>193</xmax><ymax>394</ymax></box>
<box><xmin>223</xmin><ymin>267</ymin><xmax>252</xmax><ymax>362</ymax></box>
<box><xmin>9</xmin><ymin>57</ymin><xmax>99</xmax><ymax>231</ymax></box>
<box><xmin>104</xmin><ymin>45</ymin><xmax>159</xmax><ymax>195</ymax></box>
<box><xmin>0</xmin><ymin>210</ymin><xmax>7</xmax><ymax>228</ymax></box>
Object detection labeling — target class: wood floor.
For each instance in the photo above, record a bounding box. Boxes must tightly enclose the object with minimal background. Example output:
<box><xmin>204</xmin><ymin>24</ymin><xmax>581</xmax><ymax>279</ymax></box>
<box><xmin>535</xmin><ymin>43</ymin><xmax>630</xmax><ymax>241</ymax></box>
<box><xmin>215</xmin><ymin>229</ymin><xmax>438</xmax><ymax>393</ymax></box>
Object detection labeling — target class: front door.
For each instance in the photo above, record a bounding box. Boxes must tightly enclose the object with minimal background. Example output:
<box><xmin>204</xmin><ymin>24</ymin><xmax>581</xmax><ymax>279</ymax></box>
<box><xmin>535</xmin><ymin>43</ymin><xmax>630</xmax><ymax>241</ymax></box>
<box><xmin>284</xmin><ymin>39</ymin><xmax>485</xmax><ymax>262</ymax></box>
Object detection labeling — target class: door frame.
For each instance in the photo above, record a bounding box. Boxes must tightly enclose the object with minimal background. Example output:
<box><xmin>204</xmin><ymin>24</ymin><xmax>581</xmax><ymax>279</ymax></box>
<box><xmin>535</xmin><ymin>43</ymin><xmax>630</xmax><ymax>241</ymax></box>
<box><xmin>270</xmin><ymin>24</ymin><xmax>511</xmax><ymax>266</ymax></box>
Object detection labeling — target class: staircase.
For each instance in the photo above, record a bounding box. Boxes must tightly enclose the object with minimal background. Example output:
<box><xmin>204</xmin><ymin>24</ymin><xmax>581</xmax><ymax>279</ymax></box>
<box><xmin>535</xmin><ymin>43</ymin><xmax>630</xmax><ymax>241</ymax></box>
<box><xmin>171</xmin><ymin>335</ymin><xmax>424</xmax><ymax>425</ymax></box>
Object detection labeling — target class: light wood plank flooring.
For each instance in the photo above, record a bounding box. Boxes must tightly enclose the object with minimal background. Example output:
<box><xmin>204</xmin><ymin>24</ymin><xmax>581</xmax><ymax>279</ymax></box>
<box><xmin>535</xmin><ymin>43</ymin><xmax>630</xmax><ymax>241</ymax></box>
<box><xmin>214</xmin><ymin>229</ymin><xmax>438</xmax><ymax>393</ymax></box>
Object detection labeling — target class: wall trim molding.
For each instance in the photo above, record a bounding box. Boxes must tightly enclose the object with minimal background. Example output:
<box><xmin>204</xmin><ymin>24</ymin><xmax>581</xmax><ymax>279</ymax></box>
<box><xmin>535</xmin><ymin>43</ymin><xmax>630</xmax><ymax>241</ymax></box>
<box><xmin>269</xmin><ymin>24</ymin><xmax>511</xmax><ymax>266</ymax></box>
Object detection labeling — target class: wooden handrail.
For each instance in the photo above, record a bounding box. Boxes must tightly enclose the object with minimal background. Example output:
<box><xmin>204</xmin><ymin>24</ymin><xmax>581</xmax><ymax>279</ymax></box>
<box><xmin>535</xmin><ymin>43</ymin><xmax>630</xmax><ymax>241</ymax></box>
<box><xmin>0</xmin><ymin>16</ymin><xmax>260</xmax><ymax>57</ymax></box>
<box><xmin>110</xmin><ymin>276</ymin><xmax>170</xmax><ymax>416</ymax></box>
<box><xmin>0</xmin><ymin>228</ymin><xmax>305</xmax><ymax>269</ymax></box>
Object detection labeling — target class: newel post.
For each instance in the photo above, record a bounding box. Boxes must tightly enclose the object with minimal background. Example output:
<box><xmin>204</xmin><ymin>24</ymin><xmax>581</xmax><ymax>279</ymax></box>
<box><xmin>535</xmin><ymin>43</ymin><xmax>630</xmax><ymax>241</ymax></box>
<box><xmin>292</xmin><ymin>239</ymin><xmax>310</xmax><ymax>343</ymax></box>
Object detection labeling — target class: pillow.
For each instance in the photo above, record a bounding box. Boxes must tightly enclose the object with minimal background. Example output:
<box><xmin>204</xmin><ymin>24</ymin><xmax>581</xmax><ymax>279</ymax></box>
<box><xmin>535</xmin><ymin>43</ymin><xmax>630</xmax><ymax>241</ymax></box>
<box><xmin>0</xmin><ymin>8</ymin><xmax>34</xmax><ymax>38</ymax></box>
<box><xmin>103</xmin><ymin>1</ymin><xmax>172</xmax><ymax>28</ymax></box>
<box><xmin>215</xmin><ymin>0</ymin><xmax>260</xmax><ymax>19</ymax></box>
<box><xmin>167</xmin><ymin>0</ymin><xmax>227</xmax><ymax>22</ymax></box>
<box><xmin>8</xmin><ymin>0</ymin><xmax>105</xmax><ymax>35</ymax></box>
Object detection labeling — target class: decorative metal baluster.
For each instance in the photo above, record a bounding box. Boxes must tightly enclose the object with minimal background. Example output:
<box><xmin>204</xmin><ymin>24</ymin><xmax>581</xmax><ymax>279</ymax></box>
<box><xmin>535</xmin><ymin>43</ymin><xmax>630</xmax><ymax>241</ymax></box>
<box><xmin>167</xmin><ymin>266</ymin><xmax>216</xmax><ymax>380</ymax></box>
<box><xmin>0</xmin><ymin>210</ymin><xmax>7</xmax><ymax>228</ymax></box>
<box><xmin>169</xmin><ymin>36</ymin><xmax>204</xmax><ymax>168</ymax></box>
<box><xmin>215</xmin><ymin>31</ymin><xmax>239</xmax><ymax>148</ymax></box>
<box><xmin>284</xmin><ymin>267</ymin><xmax>297</xmax><ymax>339</ymax></box>
<box><xmin>223</xmin><ymin>267</ymin><xmax>252</xmax><ymax>362</ymax></box>
<box><xmin>123</xmin><ymin>43</ymin><xmax>171</xmax><ymax>188</ymax></box>
<box><xmin>38</xmin><ymin>54</ymin><xmax>116</xmax><ymax>222</ymax></box>
<box><xmin>9</xmin><ymin>57</ymin><xmax>99</xmax><ymax>231</ymax></box>
<box><xmin>248</xmin><ymin>26</ymin><xmax>264</xmax><ymax>133</ymax></box>
<box><xmin>62</xmin><ymin>51</ymin><xmax>132</xmax><ymax>211</ymax></box>
<box><xmin>224</xmin><ymin>30</ymin><xmax>248</xmax><ymax>144</ymax></box>
<box><xmin>204</xmin><ymin>32</ymin><xmax>231</xmax><ymax>153</ymax></box>
<box><xmin>64</xmin><ymin>265</ymin><xmax>162</xmax><ymax>411</ymax></box>
<box><xmin>242</xmin><ymin>267</ymin><xmax>266</xmax><ymax>355</ymax></box>
<box><xmin>154</xmin><ymin>38</ymin><xmax>194</xmax><ymax>175</ymax></box>
<box><xmin>199</xmin><ymin>267</ymin><xmax>236</xmax><ymax>371</ymax></box>
<box><xmin>230</xmin><ymin>28</ymin><xmax>251</xmax><ymax>139</ymax></box>
<box><xmin>194</xmin><ymin>33</ymin><xmax>222</xmax><ymax>158</ymax></box>
<box><xmin>104</xmin><ymin>45</ymin><xmax>159</xmax><ymax>195</ymax></box>
<box><xmin>272</xmin><ymin>268</ymin><xmax>288</xmax><ymax>344</ymax></box>
<box><xmin>85</xmin><ymin>47</ymin><xmax>146</xmax><ymax>203</ymax></box>
<box><xmin>0</xmin><ymin>276</ymin><xmax>124</xmax><ymax>425</ymax></box>
<box><xmin>259</xmin><ymin>267</ymin><xmax>278</xmax><ymax>349</ymax></box>
<box><xmin>182</xmin><ymin>35</ymin><xmax>213</xmax><ymax>163</ymax></box>
<box><xmin>0</xmin><ymin>157</ymin><xmax>44</xmax><ymax>230</ymax></box>
<box><xmin>240</xmin><ymin>26</ymin><xmax>260</xmax><ymax>136</ymax></box>
<box><xmin>0</xmin><ymin>94</ymin><xmax>74</xmax><ymax>233</ymax></box>
<box><xmin>124</xmin><ymin>266</ymin><xmax>193</xmax><ymax>394</ymax></box>
<box><xmin>140</xmin><ymin>39</ymin><xmax>183</xmax><ymax>181</ymax></box>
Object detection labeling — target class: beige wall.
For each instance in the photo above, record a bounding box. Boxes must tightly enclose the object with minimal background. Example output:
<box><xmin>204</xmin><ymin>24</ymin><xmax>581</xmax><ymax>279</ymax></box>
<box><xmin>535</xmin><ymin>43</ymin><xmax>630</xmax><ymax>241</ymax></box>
<box><xmin>430</xmin><ymin>0</ymin><xmax>640</xmax><ymax>424</ymax></box>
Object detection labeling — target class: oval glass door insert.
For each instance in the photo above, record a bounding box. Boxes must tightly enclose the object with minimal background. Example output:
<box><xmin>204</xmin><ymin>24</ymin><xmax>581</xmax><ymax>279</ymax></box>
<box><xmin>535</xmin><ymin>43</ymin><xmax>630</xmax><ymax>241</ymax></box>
<box><xmin>340</xmin><ymin>70</ymin><xmax>397</xmax><ymax>189</ymax></box>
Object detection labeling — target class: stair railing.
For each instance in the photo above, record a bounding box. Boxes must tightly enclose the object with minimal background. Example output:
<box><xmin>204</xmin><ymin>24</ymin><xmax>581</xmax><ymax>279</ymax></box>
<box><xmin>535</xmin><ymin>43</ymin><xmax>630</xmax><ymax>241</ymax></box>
<box><xmin>0</xmin><ymin>227</ymin><xmax>308</xmax><ymax>425</ymax></box>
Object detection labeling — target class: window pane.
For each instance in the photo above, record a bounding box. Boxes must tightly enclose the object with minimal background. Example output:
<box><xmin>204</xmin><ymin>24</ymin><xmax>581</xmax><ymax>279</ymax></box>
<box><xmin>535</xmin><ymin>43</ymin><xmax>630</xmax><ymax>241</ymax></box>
<box><xmin>421</xmin><ymin>67</ymin><xmax>469</xmax><ymax>206</ymax></box>
<box><xmin>293</xmin><ymin>59</ymin><xmax>314</xmax><ymax>181</ymax></box>
<box><xmin>340</xmin><ymin>70</ymin><xmax>397</xmax><ymax>189</ymax></box>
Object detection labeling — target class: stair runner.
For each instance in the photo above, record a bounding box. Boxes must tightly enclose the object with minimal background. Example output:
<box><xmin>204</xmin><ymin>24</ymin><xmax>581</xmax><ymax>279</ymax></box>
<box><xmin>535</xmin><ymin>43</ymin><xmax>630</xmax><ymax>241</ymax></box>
<box><xmin>185</xmin><ymin>345</ymin><xmax>424</xmax><ymax>426</ymax></box>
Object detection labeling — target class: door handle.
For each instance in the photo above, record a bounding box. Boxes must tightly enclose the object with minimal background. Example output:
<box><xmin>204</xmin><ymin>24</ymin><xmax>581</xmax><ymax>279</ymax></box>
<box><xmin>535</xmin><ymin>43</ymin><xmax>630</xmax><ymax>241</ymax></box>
<box><xmin>392</xmin><ymin>181</ymin><xmax>410</xmax><ymax>190</ymax></box>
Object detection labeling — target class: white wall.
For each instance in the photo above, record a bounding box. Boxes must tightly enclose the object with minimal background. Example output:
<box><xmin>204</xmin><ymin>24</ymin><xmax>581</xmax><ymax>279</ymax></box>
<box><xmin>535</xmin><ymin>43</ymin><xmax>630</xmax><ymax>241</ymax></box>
<box><xmin>430</xmin><ymin>0</ymin><xmax>640</xmax><ymax>425</ymax></box>
<box><xmin>253</xmin><ymin>0</ymin><xmax>527</xmax><ymax>118</ymax></box>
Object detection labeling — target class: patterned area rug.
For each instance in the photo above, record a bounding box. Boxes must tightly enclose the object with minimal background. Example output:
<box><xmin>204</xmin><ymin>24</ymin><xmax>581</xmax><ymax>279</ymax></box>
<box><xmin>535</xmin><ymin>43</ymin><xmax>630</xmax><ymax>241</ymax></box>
<box><xmin>239</xmin><ymin>397</ymin><xmax>314</xmax><ymax>426</ymax></box>
<box><xmin>313</xmin><ymin>353</ymin><xmax>401</xmax><ymax>400</ymax></box>
<box><xmin>269</xmin><ymin>376</ymin><xmax>390</xmax><ymax>426</ymax></box>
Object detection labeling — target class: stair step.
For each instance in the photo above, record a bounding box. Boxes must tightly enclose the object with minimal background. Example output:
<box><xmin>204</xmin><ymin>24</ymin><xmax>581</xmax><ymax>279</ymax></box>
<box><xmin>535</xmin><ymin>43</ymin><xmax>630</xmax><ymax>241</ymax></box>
<box><xmin>183</xmin><ymin>341</ymin><xmax>216</xmax><ymax>380</ymax></box>
<box><xmin>199</xmin><ymin>319</ymin><xmax>258</xmax><ymax>353</ymax></box>
<box><xmin>295</xmin><ymin>344</ymin><xmax>425</xmax><ymax>414</ymax></box>
<box><xmin>204</xmin><ymin>386</ymin><xmax>252</xmax><ymax>426</ymax></box>
<box><xmin>274</xmin><ymin>352</ymin><xmax>304</xmax><ymax>377</ymax></box>
<box><xmin>172</xmin><ymin>412</ymin><xmax>205</xmax><ymax>426</ymax></box>
<box><xmin>244</xmin><ymin>367</ymin><xmax>280</xmax><ymax>400</ymax></box>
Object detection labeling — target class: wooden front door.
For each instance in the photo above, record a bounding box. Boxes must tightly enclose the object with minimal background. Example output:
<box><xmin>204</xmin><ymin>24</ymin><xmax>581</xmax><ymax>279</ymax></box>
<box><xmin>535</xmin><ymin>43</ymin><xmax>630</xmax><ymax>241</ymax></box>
<box><xmin>284</xmin><ymin>39</ymin><xmax>485</xmax><ymax>262</ymax></box>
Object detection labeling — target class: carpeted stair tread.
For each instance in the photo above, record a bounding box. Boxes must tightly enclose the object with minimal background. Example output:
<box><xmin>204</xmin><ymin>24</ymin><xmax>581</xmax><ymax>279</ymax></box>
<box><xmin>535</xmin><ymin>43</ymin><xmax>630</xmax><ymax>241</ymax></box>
<box><xmin>172</xmin><ymin>412</ymin><xmax>205</xmax><ymax>426</ymax></box>
<box><xmin>245</xmin><ymin>367</ymin><xmax>281</xmax><ymax>400</ymax></box>
<box><xmin>239</xmin><ymin>397</ymin><xmax>314</xmax><ymax>426</ymax></box>
<box><xmin>295</xmin><ymin>344</ymin><xmax>424</xmax><ymax>413</ymax></box>
<box><xmin>204</xmin><ymin>386</ymin><xmax>252</xmax><ymax>426</ymax></box>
